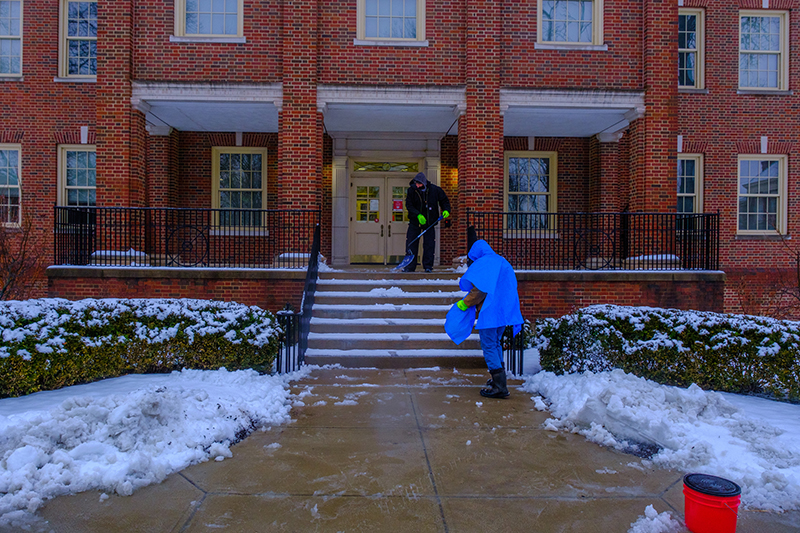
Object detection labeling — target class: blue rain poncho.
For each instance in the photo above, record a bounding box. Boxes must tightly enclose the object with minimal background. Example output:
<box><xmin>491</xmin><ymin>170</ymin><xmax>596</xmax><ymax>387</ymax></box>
<box><xmin>445</xmin><ymin>240</ymin><xmax>523</xmax><ymax>344</ymax></box>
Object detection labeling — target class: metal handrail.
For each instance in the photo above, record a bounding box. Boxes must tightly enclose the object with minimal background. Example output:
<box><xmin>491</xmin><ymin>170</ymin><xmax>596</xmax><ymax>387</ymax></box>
<box><xmin>465</xmin><ymin>210</ymin><xmax>720</xmax><ymax>271</ymax></box>
<box><xmin>53</xmin><ymin>206</ymin><xmax>320</xmax><ymax>269</ymax></box>
<box><xmin>276</xmin><ymin>220</ymin><xmax>321</xmax><ymax>374</ymax></box>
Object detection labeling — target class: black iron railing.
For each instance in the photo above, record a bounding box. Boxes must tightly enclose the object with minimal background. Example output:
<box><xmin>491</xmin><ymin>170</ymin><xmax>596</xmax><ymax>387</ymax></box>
<box><xmin>275</xmin><ymin>222</ymin><xmax>320</xmax><ymax>373</ymax></box>
<box><xmin>502</xmin><ymin>325</ymin><xmax>525</xmax><ymax>376</ymax></box>
<box><xmin>53</xmin><ymin>206</ymin><xmax>320</xmax><ymax>269</ymax></box>
<box><xmin>466</xmin><ymin>211</ymin><xmax>719</xmax><ymax>271</ymax></box>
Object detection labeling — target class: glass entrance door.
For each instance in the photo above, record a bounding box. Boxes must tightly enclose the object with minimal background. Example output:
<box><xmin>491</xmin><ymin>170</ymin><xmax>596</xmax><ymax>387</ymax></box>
<box><xmin>350</xmin><ymin>174</ymin><xmax>410</xmax><ymax>264</ymax></box>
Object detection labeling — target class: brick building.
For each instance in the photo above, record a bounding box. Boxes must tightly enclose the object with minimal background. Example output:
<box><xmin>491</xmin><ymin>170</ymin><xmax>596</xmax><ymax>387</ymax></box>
<box><xmin>0</xmin><ymin>0</ymin><xmax>797</xmax><ymax>318</ymax></box>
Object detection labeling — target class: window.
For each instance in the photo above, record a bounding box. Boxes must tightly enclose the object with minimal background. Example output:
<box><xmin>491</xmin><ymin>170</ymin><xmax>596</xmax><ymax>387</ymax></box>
<box><xmin>0</xmin><ymin>1</ymin><xmax>21</xmax><ymax>76</ymax></box>
<box><xmin>357</xmin><ymin>0</ymin><xmax>425</xmax><ymax>41</ymax></box>
<box><xmin>59</xmin><ymin>0</ymin><xmax>97</xmax><ymax>78</ymax></box>
<box><xmin>737</xmin><ymin>155</ymin><xmax>787</xmax><ymax>234</ymax></box>
<box><xmin>58</xmin><ymin>145</ymin><xmax>96</xmax><ymax>206</ymax></box>
<box><xmin>504</xmin><ymin>151</ymin><xmax>558</xmax><ymax>230</ymax></box>
<box><xmin>739</xmin><ymin>11</ymin><xmax>788</xmax><ymax>90</ymax></box>
<box><xmin>212</xmin><ymin>147</ymin><xmax>267</xmax><ymax>228</ymax></box>
<box><xmin>677</xmin><ymin>155</ymin><xmax>703</xmax><ymax>213</ymax></box>
<box><xmin>0</xmin><ymin>144</ymin><xmax>20</xmax><ymax>225</ymax></box>
<box><xmin>679</xmin><ymin>9</ymin><xmax>704</xmax><ymax>89</ymax></box>
<box><xmin>175</xmin><ymin>0</ymin><xmax>243</xmax><ymax>38</ymax></box>
<box><xmin>539</xmin><ymin>0</ymin><xmax>603</xmax><ymax>45</ymax></box>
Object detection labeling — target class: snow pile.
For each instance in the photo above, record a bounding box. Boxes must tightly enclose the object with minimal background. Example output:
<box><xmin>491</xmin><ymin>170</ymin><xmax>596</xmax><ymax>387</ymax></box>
<box><xmin>627</xmin><ymin>505</ymin><xmax>682</xmax><ymax>533</ymax></box>
<box><xmin>0</xmin><ymin>367</ymin><xmax>307</xmax><ymax>524</ymax></box>
<box><xmin>522</xmin><ymin>369</ymin><xmax>800</xmax><ymax>511</ymax></box>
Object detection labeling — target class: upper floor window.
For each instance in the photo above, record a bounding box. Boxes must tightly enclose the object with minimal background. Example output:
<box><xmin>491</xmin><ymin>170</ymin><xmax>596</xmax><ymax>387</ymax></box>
<box><xmin>737</xmin><ymin>155</ymin><xmax>787</xmax><ymax>234</ymax></box>
<box><xmin>212</xmin><ymin>147</ymin><xmax>268</xmax><ymax>228</ymax></box>
<box><xmin>58</xmin><ymin>145</ymin><xmax>96</xmax><ymax>207</ymax></box>
<box><xmin>59</xmin><ymin>0</ymin><xmax>97</xmax><ymax>78</ymax></box>
<box><xmin>539</xmin><ymin>0</ymin><xmax>603</xmax><ymax>45</ymax></box>
<box><xmin>739</xmin><ymin>11</ymin><xmax>788</xmax><ymax>91</ymax></box>
<box><xmin>176</xmin><ymin>0</ymin><xmax>243</xmax><ymax>38</ymax></box>
<box><xmin>357</xmin><ymin>0</ymin><xmax>425</xmax><ymax>42</ymax></box>
<box><xmin>679</xmin><ymin>9</ymin><xmax>704</xmax><ymax>89</ymax></box>
<box><xmin>677</xmin><ymin>155</ymin><xmax>703</xmax><ymax>214</ymax></box>
<box><xmin>0</xmin><ymin>144</ymin><xmax>21</xmax><ymax>225</ymax></box>
<box><xmin>0</xmin><ymin>1</ymin><xmax>21</xmax><ymax>76</ymax></box>
<box><xmin>504</xmin><ymin>151</ymin><xmax>558</xmax><ymax>230</ymax></box>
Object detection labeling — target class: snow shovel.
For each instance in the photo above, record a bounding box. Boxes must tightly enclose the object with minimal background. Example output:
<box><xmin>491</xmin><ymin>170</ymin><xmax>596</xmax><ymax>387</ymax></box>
<box><xmin>392</xmin><ymin>216</ymin><xmax>444</xmax><ymax>272</ymax></box>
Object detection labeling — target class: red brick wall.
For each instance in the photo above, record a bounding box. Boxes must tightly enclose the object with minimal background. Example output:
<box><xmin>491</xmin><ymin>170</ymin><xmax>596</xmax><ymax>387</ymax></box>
<box><xmin>49</xmin><ymin>274</ymin><xmax>303</xmax><ymax>313</ymax></box>
<box><xmin>679</xmin><ymin>3</ymin><xmax>800</xmax><ymax>273</ymax></box>
<box><xmin>501</xmin><ymin>0</ymin><xmax>644</xmax><ymax>89</ymax></box>
<box><xmin>3</xmin><ymin>1</ymin><xmax>96</xmax><ymax>299</ymax></box>
<box><xmin>132</xmin><ymin>0</ymin><xmax>283</xmax><ymax>82</ymax></box>
<box><xmin>519</xmin><ymin>275</ymin><xmax>725</xmax><ymax>319</ymax></box>
<box><xmin>317</xmin><ymin>0</ymin><xmax>465</xmax><ymax>85</ymax></box>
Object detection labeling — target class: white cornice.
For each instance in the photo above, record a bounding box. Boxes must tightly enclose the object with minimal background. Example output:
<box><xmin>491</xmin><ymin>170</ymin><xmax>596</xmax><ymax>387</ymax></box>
<box><xmin>130</xmin><ymin>82</ymin><xmax>283</xmax><ymax>108</ymax></box>
<box><xmin>317</xmin><ymin>84</ymin><xmax>466</xmax><ymax>107</ymax></box>
<box><xmin>500</xmin><ymin>88</ymin><xmax>646</xmax><ymax>110</ymax></box>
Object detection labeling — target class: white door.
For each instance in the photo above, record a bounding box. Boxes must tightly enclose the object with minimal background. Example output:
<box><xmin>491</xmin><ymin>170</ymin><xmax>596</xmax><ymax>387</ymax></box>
<box><xmin>350</xmin><ymin>174</ymin><xmax>411</xmax><ymax>264</ymax></box>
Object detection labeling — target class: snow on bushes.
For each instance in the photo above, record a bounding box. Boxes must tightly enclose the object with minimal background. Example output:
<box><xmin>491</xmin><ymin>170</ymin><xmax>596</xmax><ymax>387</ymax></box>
<box><xmin>0</xmin><ymin>298</ymin><xmax>281</xmax><ymax>398</ymax></box>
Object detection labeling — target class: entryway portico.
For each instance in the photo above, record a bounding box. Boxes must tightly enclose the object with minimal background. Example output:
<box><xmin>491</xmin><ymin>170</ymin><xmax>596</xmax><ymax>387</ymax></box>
<box><xmin>318</xmin><ymin>85</ymin><xmax>465</xmax><ymax>267</ymax></box>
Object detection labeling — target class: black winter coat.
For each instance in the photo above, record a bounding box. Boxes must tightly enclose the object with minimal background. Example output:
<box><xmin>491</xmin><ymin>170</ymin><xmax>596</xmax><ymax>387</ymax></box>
<box><xmin>405</xmin><ymin>181</ymin><xmax>452</xmax><ymax>228</ymax></box>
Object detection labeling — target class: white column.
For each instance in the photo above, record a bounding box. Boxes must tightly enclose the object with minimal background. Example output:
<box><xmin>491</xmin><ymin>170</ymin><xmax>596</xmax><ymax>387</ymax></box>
<box><xmin>425</xmin><ymin>156</ymin><xmax>442</xmax><ymax>266</ymax></box>
<box><xmin>331</xmin><ymin>156</ymin><xmax>350</xmax><ymax>266</ymax></box>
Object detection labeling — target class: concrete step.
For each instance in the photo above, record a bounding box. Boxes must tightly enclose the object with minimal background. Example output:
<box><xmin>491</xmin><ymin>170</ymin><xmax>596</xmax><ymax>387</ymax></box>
<box><xmin>307</xmin><ymin>333</ymin><xmax>481</xmax><ymax>351</ymax></box>
<box><xmin>316</xmin><ymin>279</ymin><xmax>461</xmax><ymax>293</ymax></box>
<box><xmin>314</xmin><ymin>293</ymin><xmax>463</xmax><ymax>306</ymax></box>
<box><xmin>311</xmin><ymin>304</ymin><xmax>451</xmax><ymax>319</ymax></box>
<box><xmin>309</xmin><ymin>318</ymin><xmax>446</xmax><ymax>334</ymax></box>
<box><xmin>303</xmin><ymin>349</ymin><xmax>485</xmax><ymax>369</ymax></box>
<box><xmin>319</xmin><ymin>271</ymin><xmax>461</xmax><ymax>281</ymax></box>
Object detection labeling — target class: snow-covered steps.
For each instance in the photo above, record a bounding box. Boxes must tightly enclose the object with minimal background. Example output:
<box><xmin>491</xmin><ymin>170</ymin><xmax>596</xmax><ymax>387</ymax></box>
<box><xmin>305</xmin><ymin>271</ymin><xmax>484</xmax><ymax>368</ymax></box>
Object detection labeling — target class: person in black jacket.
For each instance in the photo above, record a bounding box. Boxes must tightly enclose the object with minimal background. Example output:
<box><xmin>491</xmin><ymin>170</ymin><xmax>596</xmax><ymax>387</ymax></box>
<box><xmin>403</xmin><ymin>172</ymin><xmax>451</xmax><ymax>272</ymax></box>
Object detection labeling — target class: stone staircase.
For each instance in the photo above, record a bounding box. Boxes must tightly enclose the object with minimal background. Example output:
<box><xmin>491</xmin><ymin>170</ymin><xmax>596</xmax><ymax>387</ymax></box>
<box><xmin>304</xmin><ymin>270</ymin><xmax>485</xmax><ymax>368</ymax></box>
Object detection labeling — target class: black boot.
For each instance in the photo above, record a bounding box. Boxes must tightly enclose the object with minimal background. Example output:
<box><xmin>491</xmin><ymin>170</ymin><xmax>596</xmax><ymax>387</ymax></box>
<box><xmin>480</xmin><ymin>368</ymin><xmax>509</xmax><ymax>399</ymax></box>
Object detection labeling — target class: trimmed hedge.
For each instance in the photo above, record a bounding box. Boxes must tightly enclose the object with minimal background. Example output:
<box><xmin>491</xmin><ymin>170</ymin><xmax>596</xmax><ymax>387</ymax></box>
<box><xmin>0</xmin><ymin>298</ymin><xmax>281</xmax><ymax>398</ymax></box>
<box><xmin>535</xmin><ymin>305</ymin><xmax>800</xmax><ymax>400</ymax></box>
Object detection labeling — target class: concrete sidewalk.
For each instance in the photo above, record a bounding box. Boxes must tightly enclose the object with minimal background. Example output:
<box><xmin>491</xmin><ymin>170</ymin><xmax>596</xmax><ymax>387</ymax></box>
<box><xmin>27</xmin><ymin>367</ymin><xmax>800</xmax><ymax>532</ymax></box>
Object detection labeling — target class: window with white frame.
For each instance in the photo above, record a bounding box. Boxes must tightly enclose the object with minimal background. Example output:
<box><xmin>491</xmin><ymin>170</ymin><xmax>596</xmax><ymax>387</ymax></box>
<box><xmin>505</xmin><ymin>151</ymin><xmax>558</xmax><ymax>230</ymax></box>
<box><xmin>0</xmin><ymin>144</ymin><xmax>21</xmax><ymax>225</ymax></box>
<box><xmin>212</xmin><ymin>147</ymin><xmax>268</xmax><ymax>228</ymax></box>
<box><xmin>59</xmin><ymin>0</ymin><xmax>97</xmax><ymax>78</ymax></box>
<box><xmin>739</xmin><ymin>11</ymin><xmax>788</xmax><ymax>90</ymax></box>
<box><xmin>539</xmin><ymin>0</ymin><xmax>603</xmax><ymax>45</ymax></box>
<box><xmin>737</xmin><ymin>155</ymin><xmax>787</xmax><ymax>234</ymax></box>
<box><xmin>357</xmin><ymin>0</ymin><xmax>425</xmax><ymax>41</ymax></box>
<box><xmin>59</xmin><ymin>145</ymin><xmax>96</xmax><ymax>207</ymax></box>
<box><xmin>175</xmin><ymin>0</ymin><xmax>243</xmax><ymax>38</ymax></box>
<box><xmin>0</xmin><ymin>1</ymin><xmax>21</xmax><ymax>76</ymax></box>
<box><xmin>677</xmin><ymin>154</ymin><xmax>703</xmax><ymax>214</ymax></box>
<box><xmin>679</xmin><ymin>9</ymin><xmax>704</xmax><ymax>89</ymax></box>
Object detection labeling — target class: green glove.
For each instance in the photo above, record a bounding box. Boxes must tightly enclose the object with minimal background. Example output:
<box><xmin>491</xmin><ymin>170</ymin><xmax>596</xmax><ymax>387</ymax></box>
<box><xmin>417</xmin><ymin>214</ymin><xmax>427</xmax><ymax>225</ymax></box>
<box><xmin>442</xmin><ymin>210</ymin><xmax>450</xmax><ymax>218</ymax></box>
<box><xmin>456</xmin><ymin>300</ymin><xmax>468</xmax><ymax>311</ymax></box>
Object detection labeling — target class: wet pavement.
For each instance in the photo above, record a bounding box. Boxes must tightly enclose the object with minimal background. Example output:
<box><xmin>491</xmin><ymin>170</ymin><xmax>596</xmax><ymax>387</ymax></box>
<box><xmin>20</xmin><ymin>368</ymin><xmax>800</xmax><ymax>532</ymax></box>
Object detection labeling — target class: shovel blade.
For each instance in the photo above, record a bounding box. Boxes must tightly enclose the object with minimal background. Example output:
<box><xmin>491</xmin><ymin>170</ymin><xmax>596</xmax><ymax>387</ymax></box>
<box><xmin>392</xmin><ymin>253</ymin><xmax>415</xmax><ymax>272</ymax></box>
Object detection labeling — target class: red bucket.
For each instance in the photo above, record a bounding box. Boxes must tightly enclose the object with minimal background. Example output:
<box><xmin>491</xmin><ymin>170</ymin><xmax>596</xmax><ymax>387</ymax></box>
<box><xmin>683</xmin><ymin>473</ymin><xmax>742</xmax><ymax>533</ymax></box>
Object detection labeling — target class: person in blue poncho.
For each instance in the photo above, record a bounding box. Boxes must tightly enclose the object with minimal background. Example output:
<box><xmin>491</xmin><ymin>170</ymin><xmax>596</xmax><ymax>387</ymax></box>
<box><xmin>448</xmin><ymin>239</ymin><xmax>524</xmax><ymax>398</ymax></box>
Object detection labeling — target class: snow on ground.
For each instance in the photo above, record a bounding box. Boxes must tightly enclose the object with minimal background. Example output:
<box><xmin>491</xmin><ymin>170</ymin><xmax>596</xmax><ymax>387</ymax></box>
<box><xmin>0</xmin><ymin>366</ymin><xmax>311</xmax><ymax>525</ymax></box>
<box><xmin>521</xmin><ymin>368</ymin><xmax>800</xmax><ymax>512</ymax></box>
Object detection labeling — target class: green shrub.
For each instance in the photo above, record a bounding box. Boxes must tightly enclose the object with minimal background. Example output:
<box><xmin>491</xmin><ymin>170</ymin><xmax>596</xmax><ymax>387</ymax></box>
<box><xmin>0</xmin><ymin>298</ymin><xmax>281</xmax><ymax>398</ymax></box>
<box><xmin>536</xmin><ymin>305</ymin><xmax>800</xmax><ymax>400</ymax></box>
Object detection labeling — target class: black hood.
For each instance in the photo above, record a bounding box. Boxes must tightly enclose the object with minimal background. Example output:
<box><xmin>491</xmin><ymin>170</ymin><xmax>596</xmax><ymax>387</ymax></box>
<box><xmin>411</xmin><ymin>172</ymin><xmax>428</xmax><ymax>187</ymax></box>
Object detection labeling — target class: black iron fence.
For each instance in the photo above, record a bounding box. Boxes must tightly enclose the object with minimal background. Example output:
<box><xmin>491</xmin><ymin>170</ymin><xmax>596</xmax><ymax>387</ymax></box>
<box><xmin>53</xmin><ymin>206</ymin><xmax>320</xmax><ymax>269</ymax></box>
<box><xmin>466</xmin><ymin>211</ymin><xmax>719</xmax><ymax>271</ymax></box>
<box><xmin>275</xmin><ymin>222</ymin><xmax>320</xmax><ymax>373</ymax></box>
